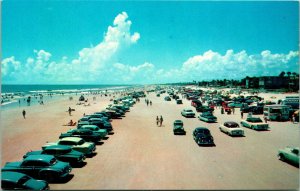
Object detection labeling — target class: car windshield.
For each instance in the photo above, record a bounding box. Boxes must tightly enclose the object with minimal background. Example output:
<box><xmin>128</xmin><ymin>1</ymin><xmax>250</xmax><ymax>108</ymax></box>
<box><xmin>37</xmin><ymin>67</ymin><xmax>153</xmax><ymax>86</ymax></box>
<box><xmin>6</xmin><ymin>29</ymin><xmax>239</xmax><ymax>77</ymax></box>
<box><xmin>17</xmin><ymin>176</ymin><xmax>30</xmax><ymax>185</ymax></box>
<box><xmin>247</xmin><ymin>118</ymin><xmax>263</xmax><ymax>123</ymax></box>
<box><xmin>225</xmin><ymin>123</ymin><xmax>239</xmax><ymax>128</ymax></box>
<box><xmin>186</xmin><ymin>110</ymin><xmax>193</xmax><ymax>112</ymax></box>
<box><xmin>78</xmin><ymin>140</ymin><xmax>85</xmax><ymax>145</ymax></box>
<box><xmin>49</xmin><ymin>158</ymin><xmax>57</xmax><ymax>165</ymax></box>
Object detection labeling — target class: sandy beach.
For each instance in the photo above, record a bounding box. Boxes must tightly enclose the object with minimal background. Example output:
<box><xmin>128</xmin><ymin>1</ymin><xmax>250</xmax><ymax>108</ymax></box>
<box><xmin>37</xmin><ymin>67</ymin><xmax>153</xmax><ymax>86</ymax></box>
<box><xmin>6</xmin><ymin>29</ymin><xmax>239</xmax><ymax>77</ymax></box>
<box><xmin>1</xmin><ymin>89</ymin><xmax>299</xmax><ymax>190</ymax></box>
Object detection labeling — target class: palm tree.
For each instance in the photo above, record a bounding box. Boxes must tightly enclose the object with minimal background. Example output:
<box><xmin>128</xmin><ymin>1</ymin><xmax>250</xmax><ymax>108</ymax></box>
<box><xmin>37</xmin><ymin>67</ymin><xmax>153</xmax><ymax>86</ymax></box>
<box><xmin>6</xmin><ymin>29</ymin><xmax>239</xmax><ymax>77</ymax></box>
<box><xmin>279</xmin><ymin>71</ymin><xmax>285</xmax><ymax>77</ymax></box>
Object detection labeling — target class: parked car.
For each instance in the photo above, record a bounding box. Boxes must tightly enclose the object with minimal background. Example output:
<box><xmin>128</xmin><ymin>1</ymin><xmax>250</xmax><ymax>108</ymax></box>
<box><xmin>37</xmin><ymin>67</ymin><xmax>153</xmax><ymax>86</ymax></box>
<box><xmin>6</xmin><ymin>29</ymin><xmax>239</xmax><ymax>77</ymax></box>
<box><xmin>77</xmin><ymin>125</ymin><xmax>108</xmax><ymax>138</ymax></box>
<box><xmin>278</xmin><ymin>146</ymin><xmax>299</xmax><ymax>166</ymax></box>
<box><xmin>2</xmin><ymin>155</ymin><xmax>72</xmax><ymax>182</ymax></box>
<box><xmin>42</xmin><ymin>137</ymin><xmax>96</xmax><ymax>156</ymax></box>
<box><xmin>173</xmin><ymin>120</ymin><xmax>186</xmax><ymax>135</ymax></box>
<box><xmin>88</xmin><ymin>118</ymin><xmax>113</xmax><ymax>132</ymax></box>
<box><xmin>191</xmin><ymin>100</ymin><xmax>202</xmax><ymax>107</ymax></box>
<box><xmin>59</xmin><ymin>129</ymin><xmax>102</xmax><ymax>142</ymax></box>
<box><xmin>219</xmin><ymin>121</ymin><xmax>244</xmax><ymax>136</ymax></box>
<box><xmin>23</xmin><ymin>145</ymin><xmax>85</xmax><ymax>166</ymax></box>
<box><xmin>196</xmin><ymin>105</ymin><xmax>214</xmax><ymax>112</ymax></box>
<box><xmin>176</xmin><ymin>99</ymin><xmax>183</xmax><ymax>104</ymax></box>
<box><xmin>102</xmin><ymin>110</ymin><xmax>122</xmax><ymax>119</ymax></box>
<box><xmin>198</xmin><ymin>112</ymin><xmax>217</xmax><ymax>123</ymax></box>
<box><xmin>77</xmin><ymin>121</ymin><xmax>90</xmax><ymax>128</ymax></box>
<box><xmin>192</xmin><ymin>127</ymin><xmax>214</xmax><ymax>146</ymax></box>
<box><xmin>78</xmin><ymin>116</ymin><xmax>91</xmax><ymax>123</ymax></box>
<box><xmin>181</xmin><ymin>109</ymin><xmax>196</xmax><ymax>118</ymax></box>
<box><xmin>1</xmin><ymin>171</ymin><xmax>49</xmax><ymax>190</ymax></box>
<box><xmin>164</xmin><ymin>96</ymin><xmax>171</xmax><ymax>101</ymax></box>
<box><xmin>240</xmin><ymin>117</ymin><xmax>269</xmax><ymax>130</ymax></box>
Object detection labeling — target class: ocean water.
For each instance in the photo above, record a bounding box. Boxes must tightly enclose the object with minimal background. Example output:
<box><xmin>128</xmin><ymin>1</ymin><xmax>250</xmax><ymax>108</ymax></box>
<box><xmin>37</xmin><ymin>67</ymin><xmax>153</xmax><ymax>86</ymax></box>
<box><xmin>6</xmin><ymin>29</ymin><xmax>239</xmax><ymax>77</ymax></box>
<box><xmin>1</xmin><ymin>84</ymin><xmax>137</xmax><ymax>110</ymax></box>
<box><xmin>1</xmin><ymin>84</ymin><xmax>132</xmax><ymax>94</ymax></box>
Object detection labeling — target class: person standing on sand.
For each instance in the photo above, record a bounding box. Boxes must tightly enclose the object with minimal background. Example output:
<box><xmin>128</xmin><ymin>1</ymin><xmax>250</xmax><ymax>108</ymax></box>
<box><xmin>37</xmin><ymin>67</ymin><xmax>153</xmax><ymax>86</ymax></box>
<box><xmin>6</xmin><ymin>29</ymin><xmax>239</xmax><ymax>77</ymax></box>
<box><xmin>232</xmin><ymin>107</ymin><xmax>235</xmax><ymax>114</ymax></box>
<box><xmin>22</xmin><ymin>110</ymin><xmax>26</xmax><ymax>119</ymax></box>
<box><xmin>241</xmin><ymin>111</ymin><xmax>244</xmax><ymax>119</ymax></box>
<box><xmin>156</xmin><ymin>116</ymin><xmax>159</xmax><ymax>126</ymax></box>
<box><xmin>160</xmin><ymin>116</ymin><xmax>163</xmax><ymax>126</ymax></box>
<box><xmin>68</xmin><ymin>107</ymin><xmax>72</xmax><ymax>116</ymax></box>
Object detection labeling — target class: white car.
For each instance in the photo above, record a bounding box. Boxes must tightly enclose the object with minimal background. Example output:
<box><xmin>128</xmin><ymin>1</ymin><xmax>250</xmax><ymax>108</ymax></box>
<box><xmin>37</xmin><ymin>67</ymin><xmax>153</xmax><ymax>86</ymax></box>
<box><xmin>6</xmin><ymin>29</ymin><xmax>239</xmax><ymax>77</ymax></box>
<box><xmin>240</xmin><ymin>117</ymin><xmax>269</xmax><ymax>130</ymax></box>
<box><xmin>181</xmin><ymin>109</ymin><xmax>195</xmax><ymax>118</ymax></box>
<box><xmin>42</xmin><ymin>137</ymin><xmax>96</xmax><ymax>155</ymax></box>
<box><xmin>219</xmin><ymin>121</ymin><xmax>244</xmax><ymax>136</ymax></box>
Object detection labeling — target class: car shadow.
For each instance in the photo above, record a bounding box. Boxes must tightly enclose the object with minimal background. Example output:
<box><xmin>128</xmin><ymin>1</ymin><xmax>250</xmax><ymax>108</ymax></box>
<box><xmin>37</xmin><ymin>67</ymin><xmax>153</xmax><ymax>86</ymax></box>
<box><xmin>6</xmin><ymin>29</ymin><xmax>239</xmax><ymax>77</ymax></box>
<box><xmin>51</xmin><ymin>174</ymin><xmax>74</xmax><ymax>184</ymax></box>
<box><xmin>86</xmin><ymin>152</ymin><xmax>97</xmax><ymax>158</ymax></box>
<box><xmin>108</xmin><ymin>132</ymin><xmax>115</xmax><ymax>135</ymax></box>
<box><xmin>72</xmin><ymin>161</ymin><xmax>87</xmax><ymax>168</ymax></box>
<box><xmin>96</xmin><ymin>141</ymin><xmax>104</xmax><ymax>145</ymax></box>
<box><xmin>102</xmin><ymin>137</ymin><xmax>109</xmax><ymax>140</ymax></box>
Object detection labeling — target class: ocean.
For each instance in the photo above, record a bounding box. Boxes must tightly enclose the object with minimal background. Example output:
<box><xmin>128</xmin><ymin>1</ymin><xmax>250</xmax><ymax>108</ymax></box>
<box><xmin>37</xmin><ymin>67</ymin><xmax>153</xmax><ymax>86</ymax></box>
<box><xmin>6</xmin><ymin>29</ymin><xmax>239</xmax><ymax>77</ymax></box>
<box><xmin>1</xmin><ymin>84</ymin><xmax>138</xmax><ymax>110</ymax></box>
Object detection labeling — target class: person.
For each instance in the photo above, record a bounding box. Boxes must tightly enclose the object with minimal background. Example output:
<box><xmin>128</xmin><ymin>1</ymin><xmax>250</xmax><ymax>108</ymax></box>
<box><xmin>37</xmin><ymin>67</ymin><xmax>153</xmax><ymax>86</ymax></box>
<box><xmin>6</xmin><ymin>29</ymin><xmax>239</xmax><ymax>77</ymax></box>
<box><xmin>68</xmin><ymin>107</ymin><xmax>72</xmax><ymax>116</ymax></box>
<box><xmin>156</xmin><ymin>116</ymin><xmax>159</xmax><ymax>126</ymax></box>
<box><xmin>221</xmin><ymin>107</ymin><xmax>224</xmax><ymax>114</ymax></box>
<box><xmin>232</xmin><ymin>107</ymin><xmax>235</xmax><ymax>114</ymax></box>
<box><xmin>264</xmin><ymin>116</ymin><xmax>268</xmax><ymax>123</ymax></box>
<box><xmin>68</xmin><ymin>120</ymin><xmax>74</xmax><ymax>126</ymax></box>
<box><xmin>160</xmin><ymin>116</ymin><xmax>163</xmax><ymax>127</ymax></box>
<box><xmin>22</xmin><ymin>110</ymin><xmax>26</xmax><ymax>119</ymax></box>
<box><xmin>150</xmin><ymin>101</ymin><xmax>152</xmax><ymax>106</ymax></box>
<box><xmin>241</xmin><ymin>111</ymin><xmax>244</xmax><ymax>119</ymax></box>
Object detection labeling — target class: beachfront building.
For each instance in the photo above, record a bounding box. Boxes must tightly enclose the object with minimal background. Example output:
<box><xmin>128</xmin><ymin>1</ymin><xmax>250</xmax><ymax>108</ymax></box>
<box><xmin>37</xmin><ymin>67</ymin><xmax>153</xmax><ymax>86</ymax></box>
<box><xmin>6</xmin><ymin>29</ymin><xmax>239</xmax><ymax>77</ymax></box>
<box><xmin>245</xmin><ymin>72</ymin><xmax>299</xmax><ymax>91</ymax></box>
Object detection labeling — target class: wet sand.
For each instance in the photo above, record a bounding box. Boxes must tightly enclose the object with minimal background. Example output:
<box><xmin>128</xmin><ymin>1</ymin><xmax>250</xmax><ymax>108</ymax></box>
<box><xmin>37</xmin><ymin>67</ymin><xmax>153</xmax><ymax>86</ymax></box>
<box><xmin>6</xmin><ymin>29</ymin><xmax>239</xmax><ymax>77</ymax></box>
<box><xmin>1</xmin><ymin>91</ymin><xmax>299</xmax><ymax>190</ymax></box>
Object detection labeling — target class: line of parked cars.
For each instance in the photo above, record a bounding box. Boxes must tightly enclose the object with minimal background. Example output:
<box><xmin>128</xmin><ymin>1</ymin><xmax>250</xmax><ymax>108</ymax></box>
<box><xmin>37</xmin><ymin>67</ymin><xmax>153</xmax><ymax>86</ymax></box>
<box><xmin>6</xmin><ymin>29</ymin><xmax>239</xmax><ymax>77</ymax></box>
<box><xmin>1</xmin><ymin>95</ymin><xmax>139</xmax><ymax>190</ymax></box>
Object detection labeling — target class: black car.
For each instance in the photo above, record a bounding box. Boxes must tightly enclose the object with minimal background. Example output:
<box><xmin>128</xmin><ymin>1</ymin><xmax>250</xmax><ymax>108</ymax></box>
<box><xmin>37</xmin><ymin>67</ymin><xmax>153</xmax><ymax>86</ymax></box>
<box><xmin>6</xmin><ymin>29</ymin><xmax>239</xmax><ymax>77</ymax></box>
<box><xmin>59</xmin><ymin>129</ymin><xmax>102</xmax><ymax>142</ymax></box>
<box><xmin>23</xmin><ymin>145</ymin><xmax>85</xmax><ymax>166</ymax></box>
<box><xmin>176</xmin><ymin>99</ymin><xmax>183</xmax><ymax>104</ymax></box>
<box><xmin>191</xmin><ymin>100</ymin><xmax>202</xmax><ymax>107</ymax></box>
<box><xmin>173</xmin><ymin>120</ymin><xmax>186</xmax><ymax>135</ymax></box>
<box><xmin>89</xmin><ymin>118</ymin><xmax>113</xmax><ymax>132</ymax></box>
<box><xmin>193</xmin><ymin>127</ymin><xmax>214</xmax><ymax>146</ymax></box>
<box><xmin>196</xmin><ymin>105</ymin><xmax>214</xmax><ymax>112</ymax></box>
<box><xmin>2</xmin><ymin>155</ymin><xmax>72</xmax><ymax>182</ymax></box>
<box><xmin>1</xmin><ymin>171</ymin><xmax>49</xmax><ymax>190</ymax></box>
<box><xmin>103</xmin><ymin>110</ymin><xmax>122</xmax><ymax>119</ymax></box>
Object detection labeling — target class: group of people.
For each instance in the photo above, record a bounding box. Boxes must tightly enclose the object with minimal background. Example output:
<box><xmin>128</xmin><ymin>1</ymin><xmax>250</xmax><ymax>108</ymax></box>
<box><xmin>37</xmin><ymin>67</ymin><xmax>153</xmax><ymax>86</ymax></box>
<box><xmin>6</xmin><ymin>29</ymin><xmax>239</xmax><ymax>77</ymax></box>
<box><xmin>156</xmin><ymin>116</ymin><xmax>164</xmax><ymax>126</ymax></box>
<box><xmin>145</xmin><ymin>99</ymin><xmax>152</xmax><ymax>106</ymax></box>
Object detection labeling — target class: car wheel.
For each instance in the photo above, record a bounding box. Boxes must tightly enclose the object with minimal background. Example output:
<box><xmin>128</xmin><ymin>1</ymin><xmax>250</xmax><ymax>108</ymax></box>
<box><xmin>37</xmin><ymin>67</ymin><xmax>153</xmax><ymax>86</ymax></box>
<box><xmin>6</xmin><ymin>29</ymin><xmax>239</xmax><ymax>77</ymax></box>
<box><xmin>278</xmin><ymin>154</ymin><xmax>286</xmax><ymax>161</ymax></box>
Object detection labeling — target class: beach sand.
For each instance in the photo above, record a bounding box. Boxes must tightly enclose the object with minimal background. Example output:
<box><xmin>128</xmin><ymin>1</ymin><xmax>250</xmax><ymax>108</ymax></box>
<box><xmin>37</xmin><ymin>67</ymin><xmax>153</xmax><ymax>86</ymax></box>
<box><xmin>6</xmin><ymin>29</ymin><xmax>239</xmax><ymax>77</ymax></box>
<box><xmin>1</xmin><ymin>90</ymin><xmax>299</xmax><ymax>190</ymax></box>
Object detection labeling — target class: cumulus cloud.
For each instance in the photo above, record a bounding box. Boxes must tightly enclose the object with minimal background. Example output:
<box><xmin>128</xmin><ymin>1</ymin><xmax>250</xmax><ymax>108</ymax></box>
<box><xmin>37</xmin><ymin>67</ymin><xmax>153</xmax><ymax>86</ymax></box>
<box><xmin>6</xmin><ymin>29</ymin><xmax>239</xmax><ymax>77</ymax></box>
<box><xmin>1</xmin><ymin>11</ymin><xmax>298</xmax><ymax>84</ymax></box>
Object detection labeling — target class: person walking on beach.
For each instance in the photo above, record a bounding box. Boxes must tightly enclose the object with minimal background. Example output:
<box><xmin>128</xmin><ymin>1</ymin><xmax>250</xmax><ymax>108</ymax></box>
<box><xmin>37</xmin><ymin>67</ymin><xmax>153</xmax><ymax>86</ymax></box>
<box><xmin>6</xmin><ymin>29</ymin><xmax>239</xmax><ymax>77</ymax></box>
<box><xmin>22</xmin><ymin>110</ymin><xmax>26</xmax><ymax>119</ymax></box>
<box><xmin>160</xmin><ymin>115</ymin><xmax>163</xmax><ymax>127</ymax></box>
<box><xmin>150</xmin><ymin>101</ymin><xmax>152</xmax><ymax>106</ymax></box>
<box><xmin>156</xmin><ymin>116</ymin><xmax>159</xmax><ymax>126</ymax></box>
<box><xmin>241</xmin><ymin>111</ymin><xmax>244</xmax><ymax>119</ymax></box>
<box><xmin>68</xmin><ymin>107</ymin><xmax>72</xmax><ymax>116</ymax></box>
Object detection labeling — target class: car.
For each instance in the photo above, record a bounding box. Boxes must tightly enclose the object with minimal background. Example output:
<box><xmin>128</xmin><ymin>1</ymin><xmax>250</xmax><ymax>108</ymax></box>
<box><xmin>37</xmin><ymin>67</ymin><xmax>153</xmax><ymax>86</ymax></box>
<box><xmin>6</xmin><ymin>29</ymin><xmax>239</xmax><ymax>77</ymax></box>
<box><xmin>106</xmin><ymin>106</ymin><xmax>125</xmax><ymax>116</ymax></box>
<box><xmin>1</xmin><ymin>171</ymin><xmax>49</xmax><ymax>190</ymax></box>
<box><xmin>164</xmin><ymin>96</ymin><xmax>171</xmax><ymax>101</ymax></box>
<box><xmin>2</xmin><ymin>155</ymin><xmax>72</xmax><ymax>182</ymax></box>
<box><xmin>176</xmin><ymin>99</ymin><xmax>183</xmax><ymax>104</ymax></box>
<box><xmin>192</xmin><ymin>127</ymin><xmax>214</xmax><ymax>146</ymax></box>
<box><xmin>77</xmin><ymin>125</ymin><xmax>108</xmax><ymax>138</ymax></box>
<box><xmin>219</xmin><ymin>121</ymin><xmax>244</xmax><ymax>136</ymax></box>
<box><xmin>198</xmin><ymin>112</ymin><xmax>217</xmax><ymax>123</ymax></box>
<box><xmin>191</xmin><ymin>100</ymin><xmax>202</xmax><ymax>107</ymax></box>
<box><xmin>173</xmin><ymin>120</ymin><xmax>186</xmax><ymax>135</ymax></box>
<box><xmin>240</xmin><ymin>117</ymin><xmax>269</xmax><ymax>130</ymax></box>
<box><xmin>156</xmin><ymin>93</ymin><xmax>160</xmax><ymax>97</ymax></box>
<box><xmin>181</xmin><ymin>109</ymin><xmax>196</xmax><ymax>118</ymax></box>
<box><xmin>23</xmin><ymin>145</ymin><xmax>85</xmax><ymax>166</ymax></box>
<box><xmin>77</xmin><ymin>121</ymin><xmax>90</xmax><ymax>128</ymax></box>
<box><xmin>42</xmin><ymin>137</ymin><xmax>96</xmax><ymax>156</ymax></box>
<box><xmin>94</xmin><ymin>111</ymin><xmax>112</xmax><ymax>120</ymax></box>
<box><xmin>88</xmin><ymin>118</ymin><xmax>113</xmax><ymax>132</ymax></box>
<box><xmin>78</xmin><ymin>116</ymin><xmax>91</xmax><ymax>123</ymax></box>
<box><xmin>59</xmin><ymin>129</ymin><xmax>102</xmax><ymax>142</ymax></box>
<box><xmin>196</xmin><ymin>105</ymin><xmax>214</xmax><ymax>112</ymax></box>
<box><xmin>278</xmin><ymin>146</ymin><xmax>299</xmax><ymax>166</ymax></box>
<box><xmin>102</xmin><ymin>110</ymin><xmax>122</xmax><ymax>119</ymax></box>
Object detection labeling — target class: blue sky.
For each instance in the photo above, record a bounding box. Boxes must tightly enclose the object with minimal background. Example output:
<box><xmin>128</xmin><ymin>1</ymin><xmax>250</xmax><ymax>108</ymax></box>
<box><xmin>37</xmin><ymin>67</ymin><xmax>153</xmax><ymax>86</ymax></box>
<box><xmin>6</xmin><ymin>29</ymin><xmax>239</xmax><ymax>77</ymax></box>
<box><xmin>2</xmin><ymin>1</ymin><xmax>299</xmax><ymax>84</ymax></box>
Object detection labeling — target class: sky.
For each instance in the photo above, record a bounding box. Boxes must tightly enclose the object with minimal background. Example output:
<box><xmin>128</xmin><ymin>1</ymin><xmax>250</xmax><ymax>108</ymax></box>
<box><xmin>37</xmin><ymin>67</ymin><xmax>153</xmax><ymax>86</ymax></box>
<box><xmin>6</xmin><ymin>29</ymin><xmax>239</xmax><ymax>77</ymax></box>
<box><xmin>1</xmin><ymin>1</ymin><xmax>299</xmax><ymax>84</ymax></box>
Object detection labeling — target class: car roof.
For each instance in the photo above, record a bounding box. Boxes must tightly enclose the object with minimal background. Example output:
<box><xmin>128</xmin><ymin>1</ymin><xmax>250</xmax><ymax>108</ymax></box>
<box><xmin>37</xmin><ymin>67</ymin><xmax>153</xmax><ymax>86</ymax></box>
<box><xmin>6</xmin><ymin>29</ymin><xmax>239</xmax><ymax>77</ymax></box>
<box><xmin>81</xmin><ymin>125</ymin><xmax>98</xmax><ymax>128</ymax></box>
<box><xmin>224</xmin><ymin>121</ymin><xmax>238</xmax><ymax>126</ymax></box>
<box><xmin>2</xmin><ymin>171</ymin><xmax>28</xmax><ymax>182</ymax></box>
<box><xmin>24</xmin><ymin>154</ymin><xmax>55</xmax><ymax>162</ymax></box>
<box><xmin>60</xmin><ymin>137</ymin><xmax>82</xmax><ymax>142</ymax></box>
<box><xmin>174</xmin><ymin>120</ymin><xmax>183</xmax><ymax>123</ymax></box>
<box><xmin>44</xmin><ymin>145</ymin><xmax>72</xmax><ymax>151</ymax></box>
